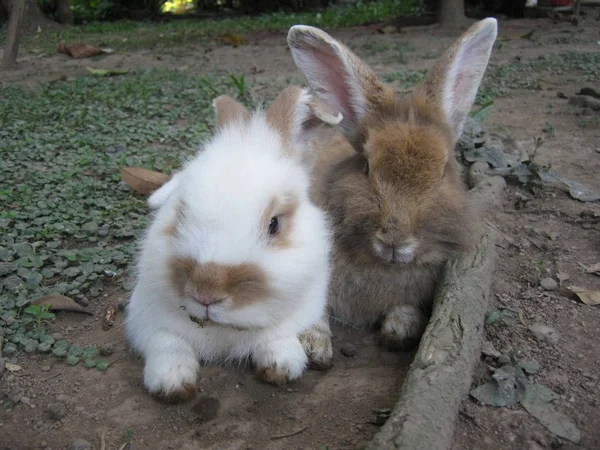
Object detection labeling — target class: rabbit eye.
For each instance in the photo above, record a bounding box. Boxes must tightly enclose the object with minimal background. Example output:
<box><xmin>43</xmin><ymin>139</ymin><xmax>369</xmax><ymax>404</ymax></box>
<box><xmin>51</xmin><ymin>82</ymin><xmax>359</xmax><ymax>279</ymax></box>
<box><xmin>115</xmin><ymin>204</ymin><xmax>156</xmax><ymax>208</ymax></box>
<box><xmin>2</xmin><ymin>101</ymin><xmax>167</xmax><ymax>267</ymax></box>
<box><xmin>364</xmin><ymin>159</ymin><xmax>370</xmax><ymax>175</ymax></box>
<box><xmin>268</xmin><ymin>216</ymin><xmax>280</xmax><ymax>235</ymax></box>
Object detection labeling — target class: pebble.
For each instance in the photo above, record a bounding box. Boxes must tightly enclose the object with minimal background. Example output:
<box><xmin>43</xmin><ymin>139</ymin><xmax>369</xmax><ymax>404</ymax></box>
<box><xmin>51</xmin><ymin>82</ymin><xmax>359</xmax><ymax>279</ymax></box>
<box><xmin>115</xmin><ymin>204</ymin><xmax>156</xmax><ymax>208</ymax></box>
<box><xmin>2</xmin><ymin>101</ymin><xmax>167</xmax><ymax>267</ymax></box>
<box><xmin>56</xmin><ymin>394</ymin><xmax>71</xmax><ymax>404</ymax></box>
<box><xmin>518</xmin><ymin>358</ymin><xmax>541</xmax><ymax>374</ymax></box>
<box><xmin>340</xmin><ymin>343</ymin><xmax>357</xmax><ymax>357</ymax></box>
<box><xmin>47</xmin><ymin>402</ymin><xmax>67</xmax><ymax>421</ymax></box>
<box><xmin>41</xmin><ymin>365</ymin><xmax>51</xmax><ymax>372</ymax></box>
<box><xmin>71</xmin><ymin>439</ymin><xmax>92</xmax><ymax>450</ymax></box>
<box><xmin>51</xmin><ymin>333</ymin><xmax>63</xmax><ymax>341</ymax></box>
<box><xmin>75</xmin><ymin>406</ymin><xmax>85</xmax><ymax>413</ymax></box>
<box><xmin>497</xmin><ymin>354</ymin><xmax>511</xmax><ymax>365</ymax></box>
<box><xmin>529</xmin><ymin>324</ymin><xmax>560</xmax><ymax>344</ymax></box>
<box><xmin>0</xmin><ymin>358</ymin><xmax>5</xmax><ymax>376</ymax></box>
<box><xmin>540</xmin><ymin>277</ymin><xmax>558</xmax><ymax>291</ymax></box>
<box><xmin>40</xmin><ymin>442</ymin><xmax>48</xmax><ymax>449</ymax></box>
<box><xmin>76</xmin><ymin>297</ymin><xmax>90</xmax><ymax>307</ymax></box>
<box><xmin>467</xmin><ymin>161</ymin><xmax>490</xmax><ymax>189</ymax></box>
<box><xmin>20</xmin><ymin>396</ymin><xmax>31</xmax><ymax>406</ymax></box>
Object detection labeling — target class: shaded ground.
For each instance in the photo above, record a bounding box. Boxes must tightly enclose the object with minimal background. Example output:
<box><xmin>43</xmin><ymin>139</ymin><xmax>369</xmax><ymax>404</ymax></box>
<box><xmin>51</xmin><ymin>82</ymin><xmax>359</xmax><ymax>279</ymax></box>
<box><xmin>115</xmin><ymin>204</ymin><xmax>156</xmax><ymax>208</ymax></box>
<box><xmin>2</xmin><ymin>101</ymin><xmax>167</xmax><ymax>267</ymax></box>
<box><xmin>1</xmin><ymin>10</ymin><xmax>600</xmax><ymax>450</ymax></box>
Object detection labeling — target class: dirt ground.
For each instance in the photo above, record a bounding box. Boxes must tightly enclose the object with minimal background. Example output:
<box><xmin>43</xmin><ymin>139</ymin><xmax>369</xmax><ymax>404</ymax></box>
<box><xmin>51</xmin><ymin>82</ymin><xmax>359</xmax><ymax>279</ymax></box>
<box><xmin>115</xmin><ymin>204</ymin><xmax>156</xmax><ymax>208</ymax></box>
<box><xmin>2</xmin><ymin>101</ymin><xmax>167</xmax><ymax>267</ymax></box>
<box><xmin>1</xmin><ymin>11</ymin><xmax>600</xmax><ymax>450</ymax></box>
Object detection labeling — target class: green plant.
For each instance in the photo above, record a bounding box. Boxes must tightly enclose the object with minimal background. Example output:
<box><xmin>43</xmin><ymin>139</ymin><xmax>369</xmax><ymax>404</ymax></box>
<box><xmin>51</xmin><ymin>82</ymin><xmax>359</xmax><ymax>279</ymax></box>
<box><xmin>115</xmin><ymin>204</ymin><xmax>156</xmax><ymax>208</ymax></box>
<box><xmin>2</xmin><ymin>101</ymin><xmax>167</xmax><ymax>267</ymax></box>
<box><xmin>229</xmin><ymin>73</ymin><xmax>247</xmax><ymax>98</ymax></box>
<box><xmin>23</xmin><ymin>304</ymin><xmax>55</xmax><ymax>328</ymax></box>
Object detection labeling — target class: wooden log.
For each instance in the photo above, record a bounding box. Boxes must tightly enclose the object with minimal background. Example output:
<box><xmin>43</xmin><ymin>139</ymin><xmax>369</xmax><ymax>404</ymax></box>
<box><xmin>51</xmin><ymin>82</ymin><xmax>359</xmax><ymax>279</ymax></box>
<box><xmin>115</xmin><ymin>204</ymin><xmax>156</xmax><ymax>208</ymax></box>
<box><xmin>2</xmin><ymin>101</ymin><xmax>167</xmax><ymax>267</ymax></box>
<box><xmin>367</xmin><ymin>226</ymin><xmax>496</xmax><ymax>450</ymax></box>
<box><xmin>1</xmin><ymin>0</ymin><xmax>26</xmax><ymax>70</ymax></box>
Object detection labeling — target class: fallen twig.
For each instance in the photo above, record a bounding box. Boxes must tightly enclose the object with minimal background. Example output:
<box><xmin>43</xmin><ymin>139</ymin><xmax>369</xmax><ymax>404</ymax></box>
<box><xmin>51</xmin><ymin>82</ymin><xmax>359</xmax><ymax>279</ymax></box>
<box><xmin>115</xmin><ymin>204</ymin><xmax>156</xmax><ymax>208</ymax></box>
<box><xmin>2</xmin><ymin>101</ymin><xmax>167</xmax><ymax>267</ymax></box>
<box><xmin>270</xmin><ymin>426</ymin><xmax>308</xmax><ymax>440</ymax></box>
<box><xmin>100</xmin><ymin>431</ymin><xmax>106</xmax><ymax>450</ymax></box>
<box><xmin>42</xmin><ymin>372</ymin><xmax>61</xmax><ymax>382</ymax></box>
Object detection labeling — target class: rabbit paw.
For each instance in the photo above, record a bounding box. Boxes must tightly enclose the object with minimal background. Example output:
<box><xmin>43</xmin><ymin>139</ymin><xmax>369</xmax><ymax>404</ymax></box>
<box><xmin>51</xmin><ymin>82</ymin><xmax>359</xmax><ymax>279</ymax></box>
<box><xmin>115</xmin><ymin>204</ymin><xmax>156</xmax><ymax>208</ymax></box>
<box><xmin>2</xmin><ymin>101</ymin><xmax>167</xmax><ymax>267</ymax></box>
<box><xmin>299</xmin><ymin>318</ymin><xmax>333</xmax><ymax>370</ymax></box>
<box><xmin>255</xmin><ymin>337</ymin><xmax>308</xmax><ymax>386</ymax></box>
<box><xmin>379</xmin><ymin>305</ymin><xmax>427</xmax><ymax>351</ymax></box>
<box><xmin>144</xmin><ymin>352</ymin><xmax>199</xmax><ymax>403</ymax></box>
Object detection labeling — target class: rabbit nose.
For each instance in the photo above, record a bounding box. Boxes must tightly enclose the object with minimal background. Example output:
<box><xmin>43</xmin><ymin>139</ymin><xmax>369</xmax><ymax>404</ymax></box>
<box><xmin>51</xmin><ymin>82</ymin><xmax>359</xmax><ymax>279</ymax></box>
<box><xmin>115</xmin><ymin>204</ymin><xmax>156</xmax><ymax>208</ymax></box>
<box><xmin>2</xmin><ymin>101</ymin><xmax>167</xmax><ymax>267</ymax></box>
<box><xmin>393</xmin><ymin>242</ymin><xmax>417</xmax><ymax>263</ymax></box>
<box><xmin>193</xmin><ymin>292</ymin><xmax>224</xmax><ymax>306</ymax></box>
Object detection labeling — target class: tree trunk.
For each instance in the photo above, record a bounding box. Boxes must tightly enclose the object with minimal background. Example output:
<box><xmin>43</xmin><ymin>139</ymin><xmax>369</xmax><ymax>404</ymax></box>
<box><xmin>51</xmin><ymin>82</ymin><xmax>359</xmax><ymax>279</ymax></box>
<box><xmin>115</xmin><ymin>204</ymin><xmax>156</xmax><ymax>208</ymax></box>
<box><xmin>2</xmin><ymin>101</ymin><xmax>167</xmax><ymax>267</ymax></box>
<box><xmin>56</xmin><ymin>0</ymin><xmax>70</xmax><ymax>24</ymax></box>
<box><xmin>438</xmin><ymin>0</ymin><xmax>468</xmax><ymax>28</ymax></box>
<box><xmin>1</xmin><ymin>0</ymin><xmax>26</xmax><ymax>70</ymax></box>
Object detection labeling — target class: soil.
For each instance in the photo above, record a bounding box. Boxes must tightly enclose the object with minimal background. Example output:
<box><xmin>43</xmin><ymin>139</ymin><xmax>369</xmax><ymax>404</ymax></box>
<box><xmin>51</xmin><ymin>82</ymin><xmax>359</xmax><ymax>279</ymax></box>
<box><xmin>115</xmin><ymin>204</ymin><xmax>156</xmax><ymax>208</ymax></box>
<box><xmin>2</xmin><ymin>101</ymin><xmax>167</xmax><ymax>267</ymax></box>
<box><xmin>2</xmin><ymin>11</ymin><xmax>600</xmax><ymax>450</ymax></box>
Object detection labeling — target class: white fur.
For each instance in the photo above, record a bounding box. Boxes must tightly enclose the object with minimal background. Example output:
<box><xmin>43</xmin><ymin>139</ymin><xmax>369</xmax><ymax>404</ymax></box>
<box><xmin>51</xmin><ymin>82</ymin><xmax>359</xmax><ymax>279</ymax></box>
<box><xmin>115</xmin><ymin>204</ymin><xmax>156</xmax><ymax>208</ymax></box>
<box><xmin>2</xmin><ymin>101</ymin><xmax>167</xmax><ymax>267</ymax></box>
<box><xmin>126</xmin><ymin>108</ymin><xmax>331</xmax><ymax>397</ymax></box>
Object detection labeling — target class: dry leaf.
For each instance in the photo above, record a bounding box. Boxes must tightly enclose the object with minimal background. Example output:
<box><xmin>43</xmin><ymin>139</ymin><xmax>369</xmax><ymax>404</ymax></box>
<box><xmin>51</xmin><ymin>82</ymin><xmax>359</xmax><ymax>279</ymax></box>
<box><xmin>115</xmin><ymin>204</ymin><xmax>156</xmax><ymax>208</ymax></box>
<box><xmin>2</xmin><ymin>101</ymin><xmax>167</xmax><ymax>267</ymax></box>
<box><xmin>585</xmin><ymin>262</ymin><xmax>600</xmax><ymax>276</ymax></box>
<box><xmin>85</xmin><ymin>67</ymin><xmax>129</xmax><ymax>77</ymax></box>
<box><xmin>102</xmin><ymin>304</ymin><xmax>117</xmax><ymax>330</ymax></box>
<box><xmin>121</xmin><ymin>167</ymin><xmax>170</xmax><ymax>196</ymax></box>
<box><xmin>33</xmin><ymin>295</ymin><xmax>92</xmax><ymax>315</ymax></box>
<box><xmin>556</xmin><ymin>271</ymin><xmax>570</xmax><ymax>285</ymax></box>
<box><xmin>568</xmin><ymin>286</ymin><xmax>600</xmax><ymax>306</ymax></box>
<box><xmin>221</xmin><ymin>33</ymin><xmax>248</xmax><ymax>46</ymax></box>
<box><xmin>57</xmin><ymin>42</ymin><xmax>106</xmax><ymax>59</ymax></box>
<box><xmin>5</xmin><ymin>363</ymin><xmax>22</xmax><ymax>372</ymax></box>
<box><xmin>378</xmin><ymin>25</ymin><xmax>398</xmax><ymax>34</ymax></box>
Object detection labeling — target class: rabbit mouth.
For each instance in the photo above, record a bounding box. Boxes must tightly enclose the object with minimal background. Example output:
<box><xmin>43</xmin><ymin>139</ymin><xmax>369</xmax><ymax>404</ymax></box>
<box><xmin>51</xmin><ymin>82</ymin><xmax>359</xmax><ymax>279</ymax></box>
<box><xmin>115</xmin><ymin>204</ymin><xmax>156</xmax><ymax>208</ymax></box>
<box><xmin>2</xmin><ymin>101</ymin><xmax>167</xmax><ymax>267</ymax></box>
<box><xmin>372</xmin><ymin>237</ymin><xmax>417</xmax><ymax>265</ymax></box>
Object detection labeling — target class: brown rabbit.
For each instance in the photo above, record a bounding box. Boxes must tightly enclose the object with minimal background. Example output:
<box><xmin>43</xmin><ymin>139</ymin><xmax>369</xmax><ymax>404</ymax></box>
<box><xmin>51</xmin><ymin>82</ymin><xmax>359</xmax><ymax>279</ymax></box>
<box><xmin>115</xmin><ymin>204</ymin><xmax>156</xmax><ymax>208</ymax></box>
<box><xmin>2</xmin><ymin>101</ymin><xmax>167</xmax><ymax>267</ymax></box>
<box><xmin>288</xmin><ymin>19</ymin><xmax>498</xmax><ymax>353</ymax></box>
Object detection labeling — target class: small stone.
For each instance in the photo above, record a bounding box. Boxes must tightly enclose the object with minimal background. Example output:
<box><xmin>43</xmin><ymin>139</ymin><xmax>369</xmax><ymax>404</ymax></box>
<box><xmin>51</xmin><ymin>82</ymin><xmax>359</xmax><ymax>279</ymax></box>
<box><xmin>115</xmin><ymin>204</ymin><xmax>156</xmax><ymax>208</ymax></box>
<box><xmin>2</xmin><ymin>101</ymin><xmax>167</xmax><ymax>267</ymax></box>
<box><xmin>481</xmin><ymin>341</ymin><xmax>501</xmax><ymax>359</ymax></box>
<box><xmin>0</xmin><ymin>358</ymin><xmax>5</xmax><ymax>376</ymax></box>
<box><xmin>40</xmin><ymin>442</ymin><xmax>48</xmax><ymax>449</ymax></box>
<box><xmin>540</xmin><ymin>278</ymin><xmax>558</xmax><ymax>291</ymax></box>
<box><xmin>56</xmin><ymin>394</ymin><xmax>71</xmax><ymax>404</ymax></box>
<box><xmin>99</xmin><ymin>343</ymin><xmax>115</xmax><ymax>356</ymax></box>
<box><xmin>76</xmin><ymin>297</ymin><xmax>90</xmax><ymax>307</ymax></box>
<box><xmin>51</xmin><ymin>333</ymin><xmax>63</xmax><ymax>341</ymax></box>
<box><xmin>75</xmin><ymin>406</ymin><xmax>85</xmax><ymax>413</ymax></box>
<box><xmin>518</xmin><ymin>358</ymin><xmax>541</xmax><ymax>374</ymax></box>
<box><xmin>556</xmin><ymin>92</ymin><xmax>568</xmax><ymax>99</ymax></box>
<box><xmin>41</xmin><ymin>365</ymin><xmax>51</xmax><ymax>372</ymax></box>
<box><xmin>467</xmin><ymin>161</ymin><xmax>490</xmax><ymax>189</ymax></box>
<box><xmin>20</xmin><ymin>396</ymin><xmax>31</xmax><ymax>406</ymax></box>
<box><xmin>529</xmin><ymin>324</ymin><xmax>560</xmax><ymax>344</ymax></box>
<box><xmin>47</xmin><ymin>402</ymin><xmax>67</xmax><ymax>421</ymax></box>
<box><xmin>497</xmin><ymin>354</ymin><xmax>511</xmax><ymax>365</ymax></box>
<box><xmin>71</xmin><ymin>439</ymin><xmax>92</xmax><ymax>450</ymax></box>
<box><xmin>340</xmin><ymin>343</ymin><xmax>357</xmax><ymax>357</ymax></box>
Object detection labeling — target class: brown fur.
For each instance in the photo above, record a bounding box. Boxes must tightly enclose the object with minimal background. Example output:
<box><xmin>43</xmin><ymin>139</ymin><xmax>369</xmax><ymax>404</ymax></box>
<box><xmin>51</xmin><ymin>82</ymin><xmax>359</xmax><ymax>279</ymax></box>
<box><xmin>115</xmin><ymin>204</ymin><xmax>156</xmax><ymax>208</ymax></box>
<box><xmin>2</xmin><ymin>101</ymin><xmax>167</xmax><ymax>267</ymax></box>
<box><xmin>162</xmin><ymin>200</ymin><xmax>186</xmax><ymax>236</ymax></box>
<box><xmin>304</xmin><ymin>47</ymin><xmax>476</xmax><ymax>350</ymax></box>
<box><xmin>256</xmin><ymin>365</ymin><xmax>289</xmax><ymax>386</ymax></box>
<box><xmin>261</xmin><ymin>194</ymin><xmax>299</xmax><ymax>249</ymax></box>
<box><xmin>266</xmin><ymin>86</ymin><xmax>303</xmax><ymax>152</ymax></box>
<box><xmin>213</xmin><ymin>95</ymin><xmax>250</xmax><ymax>129</ymax></box>
<box><xmin>168</xmin><ymin>257</ymin><xmax>272</xmax><ymax>309</ymax></box>
<box><xmin>152</xmin><ymin>382</ymin><xmax>197</xmax><ymax>404</ymax></box>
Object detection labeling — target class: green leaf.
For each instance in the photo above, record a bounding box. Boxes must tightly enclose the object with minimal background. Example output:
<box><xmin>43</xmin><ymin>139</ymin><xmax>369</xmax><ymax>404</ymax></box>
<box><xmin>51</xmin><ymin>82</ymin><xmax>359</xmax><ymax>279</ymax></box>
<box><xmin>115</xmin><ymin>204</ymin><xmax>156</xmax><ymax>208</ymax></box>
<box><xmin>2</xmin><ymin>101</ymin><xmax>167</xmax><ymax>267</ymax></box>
<box><xmin>54</xmin><ymin>339</ymin><xmax>69</xmax><ymax>349</ymax></box>
<box><xmin>96</xmin><ymin>359</ymin><xmax>109</xmax><ymax>371</ymax></box>
<box><xmin>85</xmin><ymin>67</ymin><xmax>130</xmax><ymax>77</ymax></box>
<box><xmin>38</xmin><ymin>341</ymin><xmax>52</xmax><ymax>352</ymax></box>
<box><xmin>68</xmin><ymin>344</ymin><xmax>84</xmax><ymax>356</ymax></box>
<box><xmin>53</xmin><ymin>347</ymin><xmax>67</xmax><ymax>357</ymax></box>
<box><xmin>83</xmin><ymin>346</ymin><xmax>98</xmax><ymax>358</ymax></box>
<box><xmin>84</xmin><ymin>358</ymin><xmax>97</xmax><ymax>368</ymax></box>
<box><xmin>66</xmin><ymin>354</ymin><xmax>80</xmax><ymax>366</ymax></box>
<box><xmin>24</xmin><ymin>304</ymin><xmax>42</xmax><ymax>316</ymax></box>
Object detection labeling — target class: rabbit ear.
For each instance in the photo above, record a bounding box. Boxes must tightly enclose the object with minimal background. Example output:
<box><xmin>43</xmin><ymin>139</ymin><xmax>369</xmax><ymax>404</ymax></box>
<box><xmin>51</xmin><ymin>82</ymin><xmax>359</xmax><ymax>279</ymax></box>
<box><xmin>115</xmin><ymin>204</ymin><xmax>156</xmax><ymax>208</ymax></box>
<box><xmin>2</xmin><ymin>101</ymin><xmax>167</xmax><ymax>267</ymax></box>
<box><xmin>266</xmin><ymin>86</ymin><xmax>342</xmax><ymax>164</ymax></box>
<box><xmin>213</xmin><ymin>95</ymin><xmax>250</xmax><ymax>130</ymax></box>
<box><xmin>416</xmin><ymin>18</ymin><xmax>497</xmax><ymax>140</ymax></box>
<box><xmin>287</xmin><ymin>26</ymin><xmax>393</xmax><ymax>141</ymax></box>
<box><xmin>148</xmin><ymin>173</ymin><xmax>180</xmax><ymax>209</ymax></box>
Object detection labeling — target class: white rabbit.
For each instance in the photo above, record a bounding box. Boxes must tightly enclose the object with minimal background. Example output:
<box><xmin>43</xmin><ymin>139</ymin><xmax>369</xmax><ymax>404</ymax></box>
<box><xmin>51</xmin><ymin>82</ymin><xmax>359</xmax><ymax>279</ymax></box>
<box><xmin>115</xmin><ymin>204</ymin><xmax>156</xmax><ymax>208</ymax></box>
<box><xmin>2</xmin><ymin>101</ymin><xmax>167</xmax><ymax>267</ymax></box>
<box><xmin>126</xmin><ymin>87</ymin><xmax>342</xmax><ymax>402</ymax></box>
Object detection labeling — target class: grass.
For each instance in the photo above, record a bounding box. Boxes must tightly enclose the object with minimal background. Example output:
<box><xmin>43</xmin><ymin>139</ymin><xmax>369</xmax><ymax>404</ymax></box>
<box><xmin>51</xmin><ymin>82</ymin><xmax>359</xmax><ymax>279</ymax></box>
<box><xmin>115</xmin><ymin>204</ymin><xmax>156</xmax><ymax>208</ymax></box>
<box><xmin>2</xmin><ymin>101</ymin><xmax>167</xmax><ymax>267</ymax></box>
<box><xmin>385</xmin><ymin>51</ymin><xmax>600</xmax><ymax>105</ymax></box>
<box><xmin>0</xmin><ymin>69</ymin><xmax>249</xmax><ymax>361</ymax></box>
<box><xmin>16</xmin><ymin>0</ymin><xmax>419</xmax><ymax>53</ymax></box>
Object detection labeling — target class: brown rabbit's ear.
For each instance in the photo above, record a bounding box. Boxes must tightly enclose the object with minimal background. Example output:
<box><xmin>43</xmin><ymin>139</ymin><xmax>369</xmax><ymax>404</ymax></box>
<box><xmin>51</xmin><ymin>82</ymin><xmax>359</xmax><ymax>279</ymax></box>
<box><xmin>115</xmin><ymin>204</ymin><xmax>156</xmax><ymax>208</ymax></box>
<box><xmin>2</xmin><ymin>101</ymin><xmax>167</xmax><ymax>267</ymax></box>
<box><xmin>287</xmin><ymin>26</ymin><xmax>393</xmax><ymax>141</ymax></box>
<box><xmin>415</xmin><ymin>18</ymin><xmax>498</xmax><ymax>141</ymax></box>
<box><xmin>212</xmin><ymin>95</ymin><xmax>250</xmax><ymax>130</ymax></box>
<box><xmin>266</xmin><ymin>86</ymin><xmax>342</xmax><ymax>165</ymax></box>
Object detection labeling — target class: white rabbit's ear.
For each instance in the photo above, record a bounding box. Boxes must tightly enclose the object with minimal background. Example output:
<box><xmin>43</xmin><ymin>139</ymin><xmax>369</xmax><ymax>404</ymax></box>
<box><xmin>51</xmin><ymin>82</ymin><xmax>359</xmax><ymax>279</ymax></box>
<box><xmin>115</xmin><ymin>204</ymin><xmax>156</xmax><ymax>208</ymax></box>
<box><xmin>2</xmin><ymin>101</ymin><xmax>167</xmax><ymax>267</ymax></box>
<box><xmin>266</xmin><ymin>86</ymin><xmax>342</xmax><ymax>164</ymax></box>
<box><xmin>415</xmin><ymin>18</ymin><xmax>497</xmax><ymax>140</ymax></box>
<box><xmin>148</xmin><ymin>173</ymin><xmax>180</xmax><ymax>209</ymax></box>
<box><xmin>287</xmin><ymin>26</ymin><xmax>393</xmax><ymax>141</ymax></box>
<box><xmin>213</xmin><ymin>95</ymin><xmax>250</xmax><ymax>130</ymax></box>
